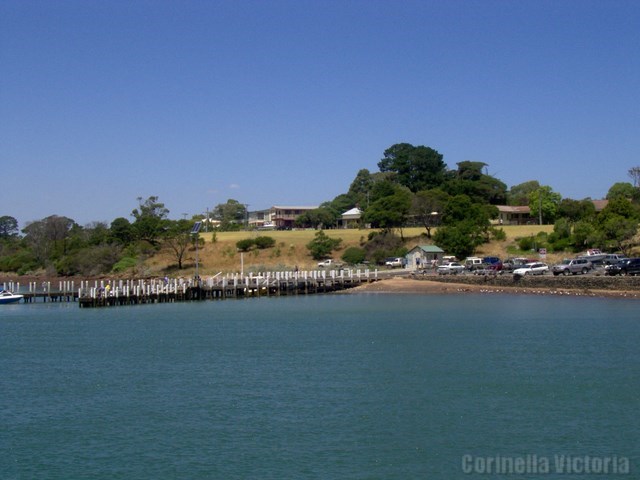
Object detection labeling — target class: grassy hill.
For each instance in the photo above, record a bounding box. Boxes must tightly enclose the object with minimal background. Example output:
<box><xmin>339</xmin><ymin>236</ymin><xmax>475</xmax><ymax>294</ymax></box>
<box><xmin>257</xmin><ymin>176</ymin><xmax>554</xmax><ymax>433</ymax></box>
<box><xmin>143</xmin><ymin>225</ymin><xmax>556</xmax><ymax>277</ymax></box>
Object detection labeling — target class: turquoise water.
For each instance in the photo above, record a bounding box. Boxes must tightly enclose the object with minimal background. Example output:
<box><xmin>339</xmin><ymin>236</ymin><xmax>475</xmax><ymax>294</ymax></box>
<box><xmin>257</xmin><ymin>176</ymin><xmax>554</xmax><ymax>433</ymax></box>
<box><xmin>1</xmin><ymin>294</ymin><xmax>638</xmax><ymax>479</ymax></box>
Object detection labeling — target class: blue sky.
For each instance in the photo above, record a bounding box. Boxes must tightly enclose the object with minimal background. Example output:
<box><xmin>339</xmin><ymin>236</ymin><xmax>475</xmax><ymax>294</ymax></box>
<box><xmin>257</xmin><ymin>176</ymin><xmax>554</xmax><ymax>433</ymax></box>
<box><xmin>2</xmin><ymin>0</ymin><xmax>639</xmax><ymax>227</ymax></box>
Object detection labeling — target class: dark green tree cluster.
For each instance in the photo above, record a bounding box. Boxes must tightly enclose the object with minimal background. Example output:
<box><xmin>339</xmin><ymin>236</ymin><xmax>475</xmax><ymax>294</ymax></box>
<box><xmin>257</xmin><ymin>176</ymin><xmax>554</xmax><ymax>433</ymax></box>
<box><xmin>0</xmin><ymin>196</ymin><xmax>204</xmax><ymax>276</ymax></box>
<box><xmin>308</xmin><ymin>143</ymin><xmax>508</xmax><ymax>259</ymax></box>
<box><xmin>539</xmin><ymin>197</ymin><xmax>640</xmax><ymax>256</ymax></box>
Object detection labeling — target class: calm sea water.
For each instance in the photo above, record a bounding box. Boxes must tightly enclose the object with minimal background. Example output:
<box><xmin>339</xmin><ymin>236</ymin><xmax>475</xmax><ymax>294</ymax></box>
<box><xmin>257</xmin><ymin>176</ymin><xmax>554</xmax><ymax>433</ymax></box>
<box><xmin>1</xmin><ymin>294</ymin><xmax>638</xmax><ymax>479</ymax></box>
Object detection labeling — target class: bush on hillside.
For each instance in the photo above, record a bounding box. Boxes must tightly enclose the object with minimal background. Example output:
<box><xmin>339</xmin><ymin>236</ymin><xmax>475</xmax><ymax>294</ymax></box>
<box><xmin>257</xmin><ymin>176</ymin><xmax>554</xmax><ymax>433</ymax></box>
<box><xmin>254</xmin><ymin>236</ymin><xmax>276</xmax><ymax>249</ymax></box>
<box><xmin>236</xmin><ymin>238</ymin><xmax>255</xmax><ymax>252</ymax></box>
<box><xmin>341</xmin><ymin>247</ymin><xmax>366</xmax><ymax>265</ymax></box>
<box><xmin>306</xmin><ymin>230</ymin><xmax>342</xmax><ymax>260</ymax></box>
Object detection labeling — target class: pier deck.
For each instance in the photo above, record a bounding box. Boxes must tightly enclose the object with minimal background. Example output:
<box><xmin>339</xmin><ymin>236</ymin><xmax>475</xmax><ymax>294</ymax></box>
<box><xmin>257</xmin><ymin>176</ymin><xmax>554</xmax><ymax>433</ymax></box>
<box><xmin>3</xmin><ymin>269</ymin><xmax>386</xmax><ymax>308</ymax></box>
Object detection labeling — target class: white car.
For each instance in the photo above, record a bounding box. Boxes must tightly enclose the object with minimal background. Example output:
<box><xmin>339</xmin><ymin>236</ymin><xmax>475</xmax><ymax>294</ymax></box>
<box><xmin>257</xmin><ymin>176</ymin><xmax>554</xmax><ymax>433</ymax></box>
<box><xmin>385</xmin><ymin>257</ymin><xmax>405</xmax><ymax>268</ymax></box>
<box><xmin>513</xmin><ymin>262</ymin><xmax>549</xmax><ymax>276</ymax></box>
<box><xmin>437</xmin><ymin>262</ymin><xmax>465</xmax><ymax>275</ymax></box>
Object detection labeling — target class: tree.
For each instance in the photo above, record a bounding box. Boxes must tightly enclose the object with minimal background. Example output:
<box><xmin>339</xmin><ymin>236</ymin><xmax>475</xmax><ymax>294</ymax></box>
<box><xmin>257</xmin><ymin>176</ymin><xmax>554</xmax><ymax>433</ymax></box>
<box><xmin>22</xmin><ymin>215</ymin><xmax>76</xmax><ymax>264</ymax></box>
<box><xmin>607</xmin><ymin>182</ymin><xmax>636</xmax><ymax>200</ymax></box>
<box><xmin>572</xmin><ymin>220</ymin><xmax>597</xmax><ymax>249</ymax></box>
<box><xmin>455</xmin><ymin>161</ymin><xmax>486</xmax><ymax>181</ymax></box>
<box><xmin>441</xmin><ymin>162</ymin><xmax>507</xmax><ymax>205</ymax></box>
<box><xmin>507</xmin><ymin>180</ymin><xmax>540</xmax><ymax>206</ymax></box>
<box><xmin>433</xmin><ymin>221</ymin><xmax>484</xmax><ymax>260</ymax></box>
<box><xmin>441</xmin><ymin>194</ymin><xmax>496</xmax><ymax>227</ymax></box>
<box><xmin>378</xmin><ymin>143</ymin><xmax>447</xmax><ymax>192</ymax></box>
<box><xmin>363</xmin><ymin>186</ymin><xmax>413</xmax><ymax>238</ymax></box>
<box><xmin>557</xmin><ymin>198</ymin><xmax>596</xmax><ymax>222</ymax></box>
<box><xmin>213</xmin><ymin>199</ymin><xmax>247</xmax><ymax>230</ymax></box>
<box><xmin>0</xmin><ymin>216</ymin><xmax>19</xmax><ymax>239</ymax></box>
<box><xmin>163</xmin><ymin>219</ymin><xmax>194</xmax><ymax>269</ymax></box>
<box><xmin>529</xmin><ymin>186</ymin><xmax>562</xmax><ymax>224</ymax></box>
<box><xmin>295</xmin><ymin>207</ymin><xmax>338</xmax><ymax>229</ymax></box>
<box><xmin>433</xmin><ymin>194</ymin><xmax>497</xmax><ymax>258</ymax></box>
<box><xmin>306</xmin><ymin>230</ymin><xmax>342</xmax><ymax>260</ymax></box>
<box><xmin>411</xmin><ymin>189</ymin><xmax>449</xmax><ymax>238</ymax></box>
<box><xmin>131</xmin><ymin>196</ymin><xmax>170</xmax><ymax>245</ymax></box>
<box><xmin>110</xmin><ymin>217</ymin><xmax>135</xmax><ymax>245</ymax></box>
<box><xmin>347</xmin><ymin>169</ymin><xmax>375</xmax><ymax>207</ymax></box>
<box><xmin>594</xmin><ymin>197</ymin><xmax>640</xmax><ymax>255</ymax></box>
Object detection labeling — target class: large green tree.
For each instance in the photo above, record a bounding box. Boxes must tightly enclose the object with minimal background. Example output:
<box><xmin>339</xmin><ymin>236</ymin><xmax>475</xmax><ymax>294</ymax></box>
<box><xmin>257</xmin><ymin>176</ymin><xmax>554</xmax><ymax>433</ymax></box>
<box><xmin>0</xmin><ymin>216</ymin><xmax>19</xmax><ymax>239</ymax></box>
<box><xmin>557</xmin><ymin>198</ymin><xmax>596</xmax><ymax>222</ymax></box>
<box><xmin>607</xmin><ymin>182</ymin><xmax>636</xmax><ymax>200</ymax></box>
<box><xmin>432</xmin><ymin>194</ymin><xmax>497</xmax><ymax>258</ymax></box>
<box><xmin>22</xmin><ymin>215</ymin><xmax>76</xmax><ymax>264</ymax></box>
<box><xmin>131</xmin><ymin>196</ymin><xmax>170</xmax><ymax>246</ymax></box>
<box><xmin>442</xmin><ymin>162</ymin><xmax>507</xmax><ymax>205</ymax></box>
<box><xmin>363</xmin><ymin>186</ymin><xmax>413</xmax><ymax>238</ymax></box>
<box><xmin>378</xmin><ymin>143</ymin><xmax>447</xmax><ymax>192</ymax></box>
<box><xmin>295</xmin><ymin>207</ymin><xmax>338</xmax><ymax>229</ymax></box>
<box><xmin>213</xmin><ymin>199</ymin><xmax>247</xmax><ymax>230</ymax></box>
<box><xmin>594</xmin><ymin>197</ymin><xmax>639</xmax><ymax>255</ymax></box>
<box><xmin>507</xmin><ymin>180</ymin><xmax>540</xmax><ymax>206</ymax></box>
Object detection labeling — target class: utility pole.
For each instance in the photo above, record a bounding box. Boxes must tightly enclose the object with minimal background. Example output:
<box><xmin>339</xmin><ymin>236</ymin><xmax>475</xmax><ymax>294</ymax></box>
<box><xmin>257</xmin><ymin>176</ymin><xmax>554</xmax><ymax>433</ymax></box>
<box><xmin>539</xmin><ymin>193</ymin><xmax>543</xmax><ymax>225</ymax></box>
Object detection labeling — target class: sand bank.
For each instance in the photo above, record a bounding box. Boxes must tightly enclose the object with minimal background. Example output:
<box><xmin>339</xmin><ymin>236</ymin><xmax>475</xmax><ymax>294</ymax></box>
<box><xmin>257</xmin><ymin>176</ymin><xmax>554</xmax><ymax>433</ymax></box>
<box><xmin>349</xmin><ymin>276</ymin><xmax>640</xmax><ymax>299</ymax></box>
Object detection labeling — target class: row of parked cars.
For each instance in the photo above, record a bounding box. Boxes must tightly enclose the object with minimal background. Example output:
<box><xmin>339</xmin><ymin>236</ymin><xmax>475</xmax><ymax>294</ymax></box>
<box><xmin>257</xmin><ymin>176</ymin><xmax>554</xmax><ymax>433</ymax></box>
<box><xmin>435</xmin><ymin>253</ymin><xmax>640</xmax><ymax>277</ymax></box>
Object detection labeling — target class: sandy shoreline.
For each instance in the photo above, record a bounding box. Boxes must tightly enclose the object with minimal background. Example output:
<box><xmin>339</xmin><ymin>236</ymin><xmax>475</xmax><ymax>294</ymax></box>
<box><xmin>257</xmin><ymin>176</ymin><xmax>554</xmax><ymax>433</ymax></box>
<box><xmin>348</xmin><ymin>276</ymin><xmax>640</xmax><ymax>299</ymax></box>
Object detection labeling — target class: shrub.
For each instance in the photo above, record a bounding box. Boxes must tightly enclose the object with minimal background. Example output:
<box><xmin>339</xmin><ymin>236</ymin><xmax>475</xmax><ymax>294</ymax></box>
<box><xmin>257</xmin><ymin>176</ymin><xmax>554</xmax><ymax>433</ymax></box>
<box><xmin>236</xmin><ymin>238</ymin><xmax>255</xmax><ymax>252</ymax></box>
<box><xmin>518</xmin><ymin>236</ymin><xmax>534</xmax><ymax>251</ymax></box>
<box><xmin>0</xmin><ymin>250</ymin><xmax>39</xmax><ymax>274</ymax></box>
<box><xmin>341</xmin><ymin>247</ymin><xmax>366</xmax><ymax>265</ymax></box>
<box><xmin>254</xmin><ymin>236</ymin><xmax>276</xmax><ymax>249</ymax></box>
<box><xmin>112</xmin><ymin>256</ymin><xmax>138</xmax><ymax>273</ymax></box>
<box><xmin>490</xmin><ymin>227</ymin><xmax>507</xmax><ymax>241</ymax></box>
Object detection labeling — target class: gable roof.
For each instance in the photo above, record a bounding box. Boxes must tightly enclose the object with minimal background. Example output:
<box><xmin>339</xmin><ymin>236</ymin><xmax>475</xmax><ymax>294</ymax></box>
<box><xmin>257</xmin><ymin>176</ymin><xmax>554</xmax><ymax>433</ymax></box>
<box><xmin>409</xmin><ymin>245</ymin><xmax>444</xmax><ymax>254</ymax></box>
<box><xmin>341</xmin><ymin>207</ymin><xmax>363</xmax><ymax>216</ymax></box>
<box><xmin>497</xmin><ymin>205</ymin><xmax>531</xmax><ymax>214</ymax></box>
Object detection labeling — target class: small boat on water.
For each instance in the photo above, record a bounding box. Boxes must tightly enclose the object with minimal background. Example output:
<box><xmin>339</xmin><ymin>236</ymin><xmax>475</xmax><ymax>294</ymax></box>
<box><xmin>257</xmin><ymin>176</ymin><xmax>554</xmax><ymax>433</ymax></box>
<box><xmin>0</xmin><ymin>290</ymin><xmax>24</xmax><ymax>304</ymax></box>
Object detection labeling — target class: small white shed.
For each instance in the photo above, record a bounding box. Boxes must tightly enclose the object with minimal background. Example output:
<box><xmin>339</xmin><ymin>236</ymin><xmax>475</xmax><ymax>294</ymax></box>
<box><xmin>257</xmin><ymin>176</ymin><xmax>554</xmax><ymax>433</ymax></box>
<box><xmin>406</xmin><ymin>245</ymin><xmax>445</xmax><ymax>270</ymax></box>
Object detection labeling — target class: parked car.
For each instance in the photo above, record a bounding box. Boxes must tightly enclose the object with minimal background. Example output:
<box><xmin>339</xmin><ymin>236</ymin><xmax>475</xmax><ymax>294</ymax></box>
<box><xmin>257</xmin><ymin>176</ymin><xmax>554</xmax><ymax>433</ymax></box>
<box><xmin>482</xmin><ymin>257</ymin><xmax>502</xmax><ymax>270</ymax></box>
<box><xmin>464</xmin><ymin>257</ymin><xmax>483</xmax><ymax>270</ymax></box>
<box><xmin>385</xmin><ymin>257</ymin><xmax>405</xmax><ymax>268</ymax></box>
<box><xmin>473</xmin><ymin>263</ymin><xmax>503</xmax><ymax>275</ymax></box>
<box><xmin>318</xmin><ymin>259</ymin><xmax>333</xmax><ymax>268</ymax></box>
<box><xmin>601</xmin><ymin>254</ymin><xmax>628</xmax><ymax>265</ymax></box>
<box><xmin>551</xmin><ymin>258</ymin><xmax>593</xmax><ymax>276</ymax></box>
<box><xmin>437</xmin><ymin>262</ymin><xmax>465</xmax><ymax>275</ymax></box>
<box><xmin>605</xmin><ymin>258</ymin><xmax>640</xmax><ymax>276</ymax></box>
<box><xmin>502</xmin><ymin>257</ymin><xmax>532</xmax><ymax>271</ymax></box>
<box><xmin>513</xmin><ymin>262</ymin><xmax>549</xmax><ymax>276</ymax></box>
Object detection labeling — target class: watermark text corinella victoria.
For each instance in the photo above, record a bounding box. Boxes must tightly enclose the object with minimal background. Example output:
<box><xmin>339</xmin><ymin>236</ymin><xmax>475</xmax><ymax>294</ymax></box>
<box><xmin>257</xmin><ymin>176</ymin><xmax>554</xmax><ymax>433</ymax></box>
<box><xmin>462</xmin><ymin>454</ymin><xmax>630</xmax><ymax>475</ymax></box>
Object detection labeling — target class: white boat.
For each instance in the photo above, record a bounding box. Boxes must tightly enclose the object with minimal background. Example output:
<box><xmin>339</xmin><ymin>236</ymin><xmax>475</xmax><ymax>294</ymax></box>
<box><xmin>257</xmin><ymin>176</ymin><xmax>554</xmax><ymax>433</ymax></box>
<box><xmin>0</xmin><ymin>290</ymin><xmax>24</xmax><ymax>304</ymax></box>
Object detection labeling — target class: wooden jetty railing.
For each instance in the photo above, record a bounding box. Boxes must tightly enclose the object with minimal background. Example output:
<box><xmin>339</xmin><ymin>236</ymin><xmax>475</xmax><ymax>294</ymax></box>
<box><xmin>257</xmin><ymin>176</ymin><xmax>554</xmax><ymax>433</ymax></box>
<box><xmin>3</xmin><ymin>269</ymin><xmax>382</xmax><ymax>308</ymax></box>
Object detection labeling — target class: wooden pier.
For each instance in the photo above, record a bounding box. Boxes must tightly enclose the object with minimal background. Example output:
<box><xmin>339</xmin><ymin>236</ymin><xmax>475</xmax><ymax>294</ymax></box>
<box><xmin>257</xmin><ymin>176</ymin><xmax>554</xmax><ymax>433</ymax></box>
<box><xmin>3</xmin><ymin>269</ymin><xmax>381</xmax><ymax>308</ymax></box>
